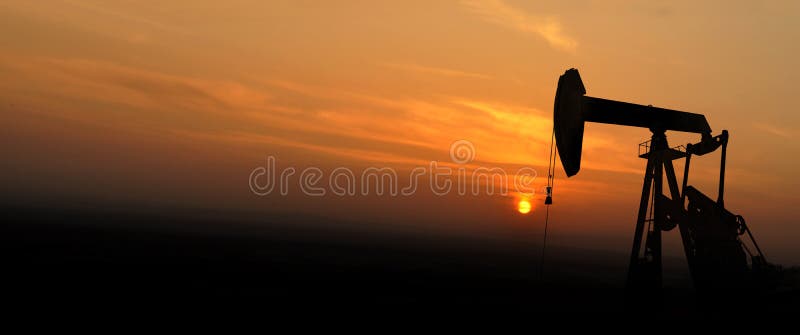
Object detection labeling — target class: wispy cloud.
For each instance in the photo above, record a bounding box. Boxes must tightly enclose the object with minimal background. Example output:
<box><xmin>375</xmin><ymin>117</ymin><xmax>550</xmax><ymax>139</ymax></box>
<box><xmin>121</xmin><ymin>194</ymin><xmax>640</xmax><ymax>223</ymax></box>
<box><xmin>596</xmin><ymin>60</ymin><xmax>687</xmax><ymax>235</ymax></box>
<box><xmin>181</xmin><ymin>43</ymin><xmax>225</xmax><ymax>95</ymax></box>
<box><xmin>59</xmin><ymin>0</ymin><xmax>191</xmax><ymax>36</ymax></box>
<box><xmin>0</xmin><ymin>53</ymin><xmax>640</xmax><ymax>176</ymax></box>
<box><xmin>0</xmin><ymin>56</ymin><xmax>270</xmax><ymax>115</ymax></box>
<box><xmin>461</xmin><ymin>0</ymin><xmax>577</xmax><ymax>52</ymax></box>
<box><xmin>380</xmin><ymin>62</ymin><xmax>493</xmax><ymax>80</ymax></box>
<box><xmin>4</xmin><ymin>1</ymin><xmax>193</xmax><ymax>45</ymax></box>
<box><xmin>755</xmin><ymin>122</ymin><xmax>792</xmax><ymax>138</ymax></box>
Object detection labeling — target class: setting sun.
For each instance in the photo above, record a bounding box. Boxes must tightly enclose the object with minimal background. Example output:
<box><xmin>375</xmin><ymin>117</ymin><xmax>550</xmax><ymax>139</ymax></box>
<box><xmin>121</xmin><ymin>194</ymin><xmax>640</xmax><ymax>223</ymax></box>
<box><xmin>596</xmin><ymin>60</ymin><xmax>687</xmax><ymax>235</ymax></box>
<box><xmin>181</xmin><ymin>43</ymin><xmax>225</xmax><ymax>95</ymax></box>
<box><xmin>517</xmin><ymin>199</ymin><xmax>532</xmax><ymax>214</ymax></box>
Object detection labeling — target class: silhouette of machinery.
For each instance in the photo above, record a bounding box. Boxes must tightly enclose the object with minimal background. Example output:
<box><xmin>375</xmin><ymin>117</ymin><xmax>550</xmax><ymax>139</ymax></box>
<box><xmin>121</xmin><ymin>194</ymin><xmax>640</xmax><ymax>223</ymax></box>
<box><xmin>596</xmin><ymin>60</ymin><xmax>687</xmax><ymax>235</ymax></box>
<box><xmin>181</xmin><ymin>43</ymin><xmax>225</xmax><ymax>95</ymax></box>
<box><xmin>549</xmin><ymin>68</ymin><xmax>770</xmax><ymax>294</ymax></box>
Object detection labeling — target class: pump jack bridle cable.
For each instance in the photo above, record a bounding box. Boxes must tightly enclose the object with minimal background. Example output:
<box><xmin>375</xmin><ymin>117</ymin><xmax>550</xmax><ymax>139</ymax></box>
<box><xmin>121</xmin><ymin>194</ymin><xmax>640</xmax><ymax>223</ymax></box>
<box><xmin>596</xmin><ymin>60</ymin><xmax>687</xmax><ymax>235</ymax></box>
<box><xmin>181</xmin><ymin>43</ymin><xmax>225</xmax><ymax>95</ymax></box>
<box><xmin>541</xmin><ymin>126</ymin><xmax>556</xmax><ymax>281</ymax></box>
<box><xmin>541</xmin><ymin>203</ymin><xmax>550</xmax><ymax>281</ymax></box>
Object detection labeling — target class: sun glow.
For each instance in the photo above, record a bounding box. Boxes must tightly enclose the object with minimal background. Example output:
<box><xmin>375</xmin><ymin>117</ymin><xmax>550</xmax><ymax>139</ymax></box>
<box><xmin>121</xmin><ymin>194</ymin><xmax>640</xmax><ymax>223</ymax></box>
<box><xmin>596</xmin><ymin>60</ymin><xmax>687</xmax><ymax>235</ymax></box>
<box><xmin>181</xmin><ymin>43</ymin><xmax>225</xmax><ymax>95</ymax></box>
<box><xmin>517</xmin><ymin>199</ymin><xmax>532</xmax><ymax>214</ymax></box>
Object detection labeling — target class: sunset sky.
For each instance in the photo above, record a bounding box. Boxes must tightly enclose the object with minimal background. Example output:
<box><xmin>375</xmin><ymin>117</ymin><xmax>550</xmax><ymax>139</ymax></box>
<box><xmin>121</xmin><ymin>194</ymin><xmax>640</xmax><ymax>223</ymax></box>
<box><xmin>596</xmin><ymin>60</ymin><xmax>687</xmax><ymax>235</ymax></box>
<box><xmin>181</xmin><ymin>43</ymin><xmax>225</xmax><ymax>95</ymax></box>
<box><xmin>2</xmin><ymin>1</ymin><xmax>799</xmax><ymax>264</ymax></box>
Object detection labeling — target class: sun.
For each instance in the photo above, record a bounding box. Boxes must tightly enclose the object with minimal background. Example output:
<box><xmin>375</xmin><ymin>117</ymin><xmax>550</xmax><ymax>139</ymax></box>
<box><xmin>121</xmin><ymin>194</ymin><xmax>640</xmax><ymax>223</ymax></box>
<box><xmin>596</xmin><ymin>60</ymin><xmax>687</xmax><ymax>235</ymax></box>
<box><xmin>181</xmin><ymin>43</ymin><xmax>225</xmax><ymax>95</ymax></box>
<box><xmin>517</xmin><ymin>199</ymin><xmax>532</xmax><ymax>214</ymax></box>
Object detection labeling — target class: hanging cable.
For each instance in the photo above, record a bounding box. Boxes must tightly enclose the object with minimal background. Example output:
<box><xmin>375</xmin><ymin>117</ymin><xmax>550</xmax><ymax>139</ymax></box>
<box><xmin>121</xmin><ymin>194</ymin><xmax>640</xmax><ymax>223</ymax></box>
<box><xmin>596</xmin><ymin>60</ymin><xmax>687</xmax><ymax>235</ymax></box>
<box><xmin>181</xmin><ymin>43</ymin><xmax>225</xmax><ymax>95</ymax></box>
<box><xmin>545</xmin><ymin>127</ymin><xmax>556</xmax><ymax>205</ymax></box>
<box><xmin>541</xmin><ymin>126</ymin><xmax>556</xmax><ymax>281</ymax></box>
<box><xmin>540</xmin><ymin>202</ymin><xmax>551</xmax><ymax>281</ymax></box>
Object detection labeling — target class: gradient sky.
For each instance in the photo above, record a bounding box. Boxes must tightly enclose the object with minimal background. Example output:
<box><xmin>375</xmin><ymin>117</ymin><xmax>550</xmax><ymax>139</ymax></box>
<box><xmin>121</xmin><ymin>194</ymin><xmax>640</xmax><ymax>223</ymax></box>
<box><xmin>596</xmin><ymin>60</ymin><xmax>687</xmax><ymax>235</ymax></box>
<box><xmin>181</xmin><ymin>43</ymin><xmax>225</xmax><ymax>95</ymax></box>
<box><xmin>2</xmin><ymin>1</ymin><xmax>799</xmax><ymax>264</ymax></box>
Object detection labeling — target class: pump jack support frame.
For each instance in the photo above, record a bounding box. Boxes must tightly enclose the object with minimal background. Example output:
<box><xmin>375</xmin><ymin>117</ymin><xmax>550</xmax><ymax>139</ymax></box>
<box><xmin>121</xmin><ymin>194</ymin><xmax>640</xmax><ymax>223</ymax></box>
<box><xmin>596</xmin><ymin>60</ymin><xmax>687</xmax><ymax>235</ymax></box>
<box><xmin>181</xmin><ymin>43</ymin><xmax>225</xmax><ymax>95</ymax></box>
<box><xmin>627</xmin><ymin>129</ymin><xmax>730</xmax><ymax>291</ymax></box>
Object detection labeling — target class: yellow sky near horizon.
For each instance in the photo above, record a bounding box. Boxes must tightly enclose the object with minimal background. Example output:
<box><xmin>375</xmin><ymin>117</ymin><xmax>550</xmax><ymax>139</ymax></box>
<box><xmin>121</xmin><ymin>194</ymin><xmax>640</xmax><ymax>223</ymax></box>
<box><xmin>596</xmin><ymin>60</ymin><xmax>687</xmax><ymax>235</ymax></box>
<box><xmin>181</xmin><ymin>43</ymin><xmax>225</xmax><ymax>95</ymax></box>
<box><xmin>1</xmin><ymin>0</ymin><xmax>799</xmax><ymax>263</ymax></box>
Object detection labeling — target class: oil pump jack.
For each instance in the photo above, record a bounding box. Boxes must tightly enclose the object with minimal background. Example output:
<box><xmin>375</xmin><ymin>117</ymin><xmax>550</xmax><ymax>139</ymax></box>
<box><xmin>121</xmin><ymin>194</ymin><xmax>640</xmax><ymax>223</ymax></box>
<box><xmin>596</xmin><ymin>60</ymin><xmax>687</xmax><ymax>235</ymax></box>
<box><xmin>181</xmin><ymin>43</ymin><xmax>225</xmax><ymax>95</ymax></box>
<box><xmin>547</xmin><ymin>69</ymin><xmax>771</xmax><ymax>294</ymax></box>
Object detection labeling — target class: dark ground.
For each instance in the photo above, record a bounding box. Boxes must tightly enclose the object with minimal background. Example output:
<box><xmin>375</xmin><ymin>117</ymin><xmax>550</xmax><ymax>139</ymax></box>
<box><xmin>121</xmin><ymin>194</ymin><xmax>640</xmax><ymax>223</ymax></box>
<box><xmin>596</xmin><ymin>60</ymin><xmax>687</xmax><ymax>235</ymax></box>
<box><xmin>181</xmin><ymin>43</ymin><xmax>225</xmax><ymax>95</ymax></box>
<box><xmin>3</xmin><ymin>205</ymin><xmax>797</xmax><ymax>320</ymax></box>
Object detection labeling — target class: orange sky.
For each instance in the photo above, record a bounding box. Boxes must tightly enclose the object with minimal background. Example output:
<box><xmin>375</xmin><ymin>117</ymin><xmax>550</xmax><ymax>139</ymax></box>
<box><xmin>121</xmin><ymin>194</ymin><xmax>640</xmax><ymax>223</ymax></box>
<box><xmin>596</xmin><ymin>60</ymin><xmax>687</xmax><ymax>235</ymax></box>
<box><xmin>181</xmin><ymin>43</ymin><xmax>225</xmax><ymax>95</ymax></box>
<box><xmin>1</xmin><ymin>1</ymin><xmax>799</xmax><ymax>264</ymax></box>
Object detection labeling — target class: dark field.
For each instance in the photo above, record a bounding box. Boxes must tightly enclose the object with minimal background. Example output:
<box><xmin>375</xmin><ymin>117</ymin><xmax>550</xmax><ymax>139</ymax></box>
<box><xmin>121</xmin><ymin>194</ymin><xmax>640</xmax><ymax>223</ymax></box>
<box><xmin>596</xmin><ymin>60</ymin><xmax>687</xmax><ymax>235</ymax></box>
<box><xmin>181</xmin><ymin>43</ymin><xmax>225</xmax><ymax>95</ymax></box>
<box><xmin>3</xmin><ymin>206</ymin><xmax>797</xmax><ymax>320</ymax></box>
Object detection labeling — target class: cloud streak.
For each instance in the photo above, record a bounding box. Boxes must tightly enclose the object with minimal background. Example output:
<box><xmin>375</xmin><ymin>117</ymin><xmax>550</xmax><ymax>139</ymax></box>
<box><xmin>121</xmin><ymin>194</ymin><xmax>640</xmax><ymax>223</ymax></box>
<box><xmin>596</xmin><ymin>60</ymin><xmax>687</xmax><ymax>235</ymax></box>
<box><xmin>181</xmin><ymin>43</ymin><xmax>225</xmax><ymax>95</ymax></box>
<box><xmin>59</xmin><ymin>0</ymin><xmax>192</xmax><ymax>36</ymax></box>
<box><xmin>380</xmin><ymin>62</ymin><xmax>493</xmax><ymax>80</ymax></box>
<box><xmin>461</xmin><ymin>0</ymin><xmax>578</xmax><ymax>52</ymax></box>
<box><xmin>755</xmin><ymin>122</ymin><xmax>792</xmax><ymax>139</ymax></box>
<box><xmin>0</xmin><ymin>50</ymin><xmax>641</xmax><ymax>182</ymax></box>
<box><xmin>0</xmin><ymin>56</ymin><xmax>270</xmax><ymax>117</ymax></box>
